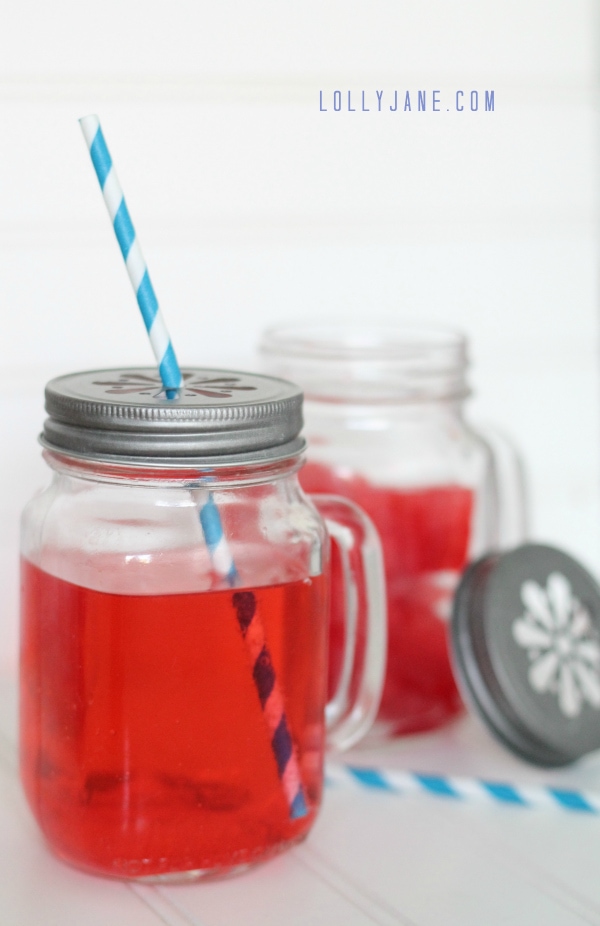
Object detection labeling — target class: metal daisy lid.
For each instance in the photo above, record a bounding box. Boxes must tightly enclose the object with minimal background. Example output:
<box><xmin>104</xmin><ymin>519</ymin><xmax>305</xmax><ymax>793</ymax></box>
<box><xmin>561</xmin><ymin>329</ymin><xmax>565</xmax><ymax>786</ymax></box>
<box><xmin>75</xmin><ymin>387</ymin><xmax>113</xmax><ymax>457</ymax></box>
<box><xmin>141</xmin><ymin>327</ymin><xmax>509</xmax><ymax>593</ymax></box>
<box><xmin>450</xmin><ymin>544</ymin><xmax>600</xmax><ymax>767</ymax></box>
<box><xmin>41</xmin><ymin>367</ymin><xmax>305</xmax><ymax>465</ymax></box>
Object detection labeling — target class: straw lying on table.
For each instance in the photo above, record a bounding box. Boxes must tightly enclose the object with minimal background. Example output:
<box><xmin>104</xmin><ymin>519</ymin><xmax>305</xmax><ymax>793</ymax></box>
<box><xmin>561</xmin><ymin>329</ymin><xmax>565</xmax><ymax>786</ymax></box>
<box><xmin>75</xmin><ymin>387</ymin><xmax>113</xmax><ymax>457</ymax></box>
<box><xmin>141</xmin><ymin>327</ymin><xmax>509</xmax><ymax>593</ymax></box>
<box><xmin>326</xmin><ymin>763</ymin><xmax>600</xmax><ymax>814</ymax></box>
<box><xmin>79</xmin><ymin>114</ymin><xmax>308</xmax><ymax>820</ymax></box>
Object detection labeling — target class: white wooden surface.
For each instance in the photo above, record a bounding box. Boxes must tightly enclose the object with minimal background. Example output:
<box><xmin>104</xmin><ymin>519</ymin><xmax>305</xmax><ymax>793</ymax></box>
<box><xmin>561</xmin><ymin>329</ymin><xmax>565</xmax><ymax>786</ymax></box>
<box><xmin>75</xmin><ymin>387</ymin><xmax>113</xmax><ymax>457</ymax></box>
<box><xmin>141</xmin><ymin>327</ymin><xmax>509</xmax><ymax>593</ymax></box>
<box><xmin>3</xmin><ymin>672</ymin><xmax>600</xmax><ymax>925</ymax></box>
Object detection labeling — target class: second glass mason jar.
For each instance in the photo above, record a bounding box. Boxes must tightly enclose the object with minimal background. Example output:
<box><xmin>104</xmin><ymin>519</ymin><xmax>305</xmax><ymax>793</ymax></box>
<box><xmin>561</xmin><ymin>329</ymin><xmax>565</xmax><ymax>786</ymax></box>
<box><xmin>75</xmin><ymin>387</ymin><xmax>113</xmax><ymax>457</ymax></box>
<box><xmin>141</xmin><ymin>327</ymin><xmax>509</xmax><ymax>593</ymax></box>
<box><xmin>259</xmin><ymin>324</ymin><xmax>526</xmax><ymax>738</ymax></box>
<box><xmin>20</xmin><ymin>367</ymin><xmax>386</xmax><ymax>880</ymax></box>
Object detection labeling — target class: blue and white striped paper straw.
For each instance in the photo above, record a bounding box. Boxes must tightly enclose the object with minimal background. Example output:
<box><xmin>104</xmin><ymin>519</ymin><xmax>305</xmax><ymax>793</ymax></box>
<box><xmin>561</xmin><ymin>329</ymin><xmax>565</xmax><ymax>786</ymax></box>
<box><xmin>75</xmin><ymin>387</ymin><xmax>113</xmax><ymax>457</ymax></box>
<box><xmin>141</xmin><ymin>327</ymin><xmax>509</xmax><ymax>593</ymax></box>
<box><xmin>79</xmin><ymin>114</ymin><xmax>182</xmax><ymax>394</ymax></box>
<box><xmin>193</xmin><ymin>489</ymin><xmax>308</xmax><ymax>819</ymax></box>
<box><xmin>78</xmin><ymin>118</ymin><xmax>233</xmax><ymax>574</ymax></box>
<box><xmin>326</xmin><ymin>763</ymin><xmax>600</xmax><ymax>814</ymax></box>
<box><xmin>78</xmin><ymin>116</ymin><xmax>307</xmax><ymax>819</ymax></box>
<box><xmin>194</xmin><ymin>488</ymin><xmax>239</xmax><ymax>587</ymax></box>
<box><xmin>233</xmin><ymin>591</ymin><xmax>308</xmax><ymax>819</ymax></box>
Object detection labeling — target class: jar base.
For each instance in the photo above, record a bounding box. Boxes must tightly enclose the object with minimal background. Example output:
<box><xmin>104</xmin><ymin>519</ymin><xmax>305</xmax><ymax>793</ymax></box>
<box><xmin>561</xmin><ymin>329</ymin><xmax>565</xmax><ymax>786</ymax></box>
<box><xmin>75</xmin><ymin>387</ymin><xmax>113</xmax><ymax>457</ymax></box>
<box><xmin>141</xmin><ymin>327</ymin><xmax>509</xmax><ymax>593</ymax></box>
<box><xmin>133</xmin><ymin>861</ymin><xmax>255</xmax><ymax>885</ymax></box>
<box><xmin>46</xmin><ymin>827</ymin><xmax>312</xmax><ymax>883</ymax></box>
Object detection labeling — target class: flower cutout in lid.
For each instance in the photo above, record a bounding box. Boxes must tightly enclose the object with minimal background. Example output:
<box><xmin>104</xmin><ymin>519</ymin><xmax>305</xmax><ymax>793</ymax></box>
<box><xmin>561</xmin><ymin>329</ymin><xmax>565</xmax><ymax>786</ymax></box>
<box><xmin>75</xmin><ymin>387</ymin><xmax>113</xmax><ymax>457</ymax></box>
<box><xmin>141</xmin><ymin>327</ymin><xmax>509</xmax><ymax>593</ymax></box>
<box><xmin>93</xmin><ymin>371</ymin><xmax>258</xmax><ymax>399</ymax></box>
<box><xmin>513</xmin><ymin>572</ymin><xmax>600</xmax><ymax>718</ymax></box>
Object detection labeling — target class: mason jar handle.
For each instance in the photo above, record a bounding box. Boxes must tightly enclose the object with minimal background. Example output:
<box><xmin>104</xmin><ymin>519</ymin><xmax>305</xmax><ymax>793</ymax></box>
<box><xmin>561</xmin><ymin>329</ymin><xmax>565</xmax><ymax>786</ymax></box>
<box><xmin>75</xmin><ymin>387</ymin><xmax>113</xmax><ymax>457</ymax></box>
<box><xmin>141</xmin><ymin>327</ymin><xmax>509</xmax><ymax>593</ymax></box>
<box><xmin>476</xmin><ymin>422</ymin><xmax>528</xmax><ymax>550</ymax></box>
<box><xmin>309</xmin><ymin>494</ymin><xmax>387</xmax><ymax>751</ymax></box>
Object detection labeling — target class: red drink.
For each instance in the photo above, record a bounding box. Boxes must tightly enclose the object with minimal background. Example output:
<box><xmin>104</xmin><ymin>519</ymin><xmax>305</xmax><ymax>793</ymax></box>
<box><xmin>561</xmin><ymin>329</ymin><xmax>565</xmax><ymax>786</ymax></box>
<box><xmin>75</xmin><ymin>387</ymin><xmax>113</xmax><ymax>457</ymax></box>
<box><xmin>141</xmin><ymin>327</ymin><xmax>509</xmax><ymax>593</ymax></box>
<box><xmin>300</xmin><ymin>462</ymin><xmax>473</xmax><ymax>735</ymax></box>
<box><xmin>20</xmin><ymin>558</ymin><xmax>327</xmax><ymax>879</ymax></box>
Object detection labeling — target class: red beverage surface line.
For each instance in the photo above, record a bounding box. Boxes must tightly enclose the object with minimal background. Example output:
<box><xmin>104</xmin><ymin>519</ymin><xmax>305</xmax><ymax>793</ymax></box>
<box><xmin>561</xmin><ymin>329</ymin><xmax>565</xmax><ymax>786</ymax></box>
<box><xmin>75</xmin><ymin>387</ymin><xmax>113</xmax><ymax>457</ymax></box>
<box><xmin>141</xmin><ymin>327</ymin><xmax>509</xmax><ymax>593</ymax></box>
<box><xmin>300</xmin><ymin>462</ymin><xmax>473</xmax><ymax>735</ymax></box>
<box><xmin>20</xmin><ymin>558</ymin><xmax>327</xmax><ymax>879</ymax></box>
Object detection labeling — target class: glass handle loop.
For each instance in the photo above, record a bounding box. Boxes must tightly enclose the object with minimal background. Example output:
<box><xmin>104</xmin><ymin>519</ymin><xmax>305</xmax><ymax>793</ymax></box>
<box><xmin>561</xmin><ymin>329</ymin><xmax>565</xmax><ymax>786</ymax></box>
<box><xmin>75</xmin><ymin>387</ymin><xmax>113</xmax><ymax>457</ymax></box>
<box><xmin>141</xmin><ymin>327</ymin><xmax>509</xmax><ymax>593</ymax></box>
<box><xmin>476</xmin><ymin>422</ymin><xmax>528</xmax><ymax>550</ymax></box>
<box><xmin>310</xmin><ymin>494</ymin><xmax>387</xmax><ymax>751</ymax></box>
<box><xmin>323</xmin><ymin>517</ymin><xmax>359</xmax><ymax>731</ymax></box>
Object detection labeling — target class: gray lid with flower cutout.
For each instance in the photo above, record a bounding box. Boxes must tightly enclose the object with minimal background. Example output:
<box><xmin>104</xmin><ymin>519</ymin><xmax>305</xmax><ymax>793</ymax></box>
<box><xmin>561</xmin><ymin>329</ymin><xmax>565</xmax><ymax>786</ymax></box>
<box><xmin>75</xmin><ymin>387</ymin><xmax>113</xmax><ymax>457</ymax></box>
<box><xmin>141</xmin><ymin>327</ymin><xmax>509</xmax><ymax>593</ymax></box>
<box><xmin>451</xmin><ymin>544</ymin><xmax>600</xmax><ymax>766</ymax></box>
<box><xmin>41</xmin><ymin>367</ymin><xmax>305</xmax><ymax>465</ymax></box>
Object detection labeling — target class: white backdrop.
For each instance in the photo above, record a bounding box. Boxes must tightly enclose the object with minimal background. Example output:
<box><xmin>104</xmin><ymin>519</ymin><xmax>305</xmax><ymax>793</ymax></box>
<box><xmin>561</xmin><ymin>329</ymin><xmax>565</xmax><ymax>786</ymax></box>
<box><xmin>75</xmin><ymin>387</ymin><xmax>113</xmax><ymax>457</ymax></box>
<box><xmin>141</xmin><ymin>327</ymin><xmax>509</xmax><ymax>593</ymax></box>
<box><xmin>0</xmin><ymin>0</ymin><xmax>597</xmax><ymax>669</ymax></box>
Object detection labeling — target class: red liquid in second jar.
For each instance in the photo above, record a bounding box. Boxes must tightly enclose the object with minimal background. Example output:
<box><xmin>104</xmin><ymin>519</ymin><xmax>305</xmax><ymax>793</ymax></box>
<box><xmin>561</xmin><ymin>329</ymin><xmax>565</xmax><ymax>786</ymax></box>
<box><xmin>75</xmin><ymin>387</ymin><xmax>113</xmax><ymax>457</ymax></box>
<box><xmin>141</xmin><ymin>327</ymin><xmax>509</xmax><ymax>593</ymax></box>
<box><xmin>20</xmin><ymin>558</ymin><xmax>327</xmax><ymax>879</ymax></box>
<box><xmin>300</xmin><ymin>462</ymin><xmax>473</xmax><ymax>735</ymax></box>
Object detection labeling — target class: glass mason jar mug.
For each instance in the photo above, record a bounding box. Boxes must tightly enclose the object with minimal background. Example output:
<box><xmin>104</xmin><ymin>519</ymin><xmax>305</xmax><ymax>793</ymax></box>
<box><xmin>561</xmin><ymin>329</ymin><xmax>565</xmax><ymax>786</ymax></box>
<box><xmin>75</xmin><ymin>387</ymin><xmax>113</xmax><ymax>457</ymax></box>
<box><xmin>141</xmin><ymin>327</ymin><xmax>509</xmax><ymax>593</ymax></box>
<box><xmin>20</xmin><ymin>368</ymin><xmax>386</xmax><ymax>880</ymax></box>
<box><xmin>259</xmin><ymin>324</ymin><xmax>526</xmax><ymax>739</ymax></box>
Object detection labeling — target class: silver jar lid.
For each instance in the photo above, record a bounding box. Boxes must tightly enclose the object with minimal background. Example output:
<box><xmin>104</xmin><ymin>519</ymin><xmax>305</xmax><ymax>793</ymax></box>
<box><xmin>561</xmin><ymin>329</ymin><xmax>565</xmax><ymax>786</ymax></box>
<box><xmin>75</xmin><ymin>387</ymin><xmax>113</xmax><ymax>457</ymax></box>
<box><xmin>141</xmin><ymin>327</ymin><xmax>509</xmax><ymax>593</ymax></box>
<box><xmin>41</xmin><ymin>368</ymin><xmax>305</xmax><ymax>465</ymax></box>
<box><xmin>451</xmin><ymin>544</ymin><xmax>600</xmax><ymax>767</ymax></box>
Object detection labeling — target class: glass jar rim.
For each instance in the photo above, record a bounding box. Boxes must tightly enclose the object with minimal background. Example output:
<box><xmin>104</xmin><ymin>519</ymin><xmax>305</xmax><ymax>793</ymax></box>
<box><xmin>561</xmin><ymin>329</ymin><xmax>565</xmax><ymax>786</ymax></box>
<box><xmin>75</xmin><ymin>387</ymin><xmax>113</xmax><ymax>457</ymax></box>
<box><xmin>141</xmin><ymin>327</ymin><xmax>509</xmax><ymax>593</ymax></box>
<box><xmin>260</xmin><ymin>321</ymin><xmax>467</xmax><ymax>363</ymax></box>
<box><xmin>42</xmin><ymin>447</ymin><xmax>305</xmax><ymax>488</ymax></box>
<box><xmin>259</xmin><ymin>321</ymin><xmax>470</xmax><ymax>402</ymax></box>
